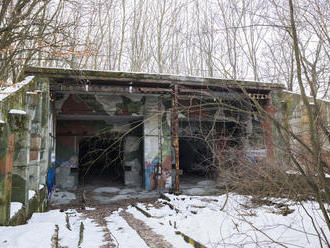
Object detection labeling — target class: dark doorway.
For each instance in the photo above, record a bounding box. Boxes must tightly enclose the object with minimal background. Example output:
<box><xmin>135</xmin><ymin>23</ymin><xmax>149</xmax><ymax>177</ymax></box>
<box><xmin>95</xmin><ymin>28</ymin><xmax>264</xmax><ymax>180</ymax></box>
<box><xmin>78</xmin><ymin>135</ymin><xmax>124</xmax><ymax>185</ymax></box>
<box><xmin>179</xmin><ymin>137</ymin><xmax>215</xmax><ymax>178</ymax></box>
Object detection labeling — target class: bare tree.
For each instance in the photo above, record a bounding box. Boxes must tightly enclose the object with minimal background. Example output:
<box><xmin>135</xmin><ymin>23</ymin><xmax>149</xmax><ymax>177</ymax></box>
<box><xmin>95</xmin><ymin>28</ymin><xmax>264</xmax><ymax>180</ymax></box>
<box><xmin>0</xmin><ymin>0</ymin><xmax>81</xmax><ymax>82</ymax></box>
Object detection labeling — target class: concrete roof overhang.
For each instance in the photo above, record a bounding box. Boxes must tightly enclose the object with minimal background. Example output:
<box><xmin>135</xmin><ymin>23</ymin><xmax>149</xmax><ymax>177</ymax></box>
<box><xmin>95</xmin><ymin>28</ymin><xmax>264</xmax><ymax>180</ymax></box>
<box><xmin>24</xmin><ymin>66</ymin><xmax>285</xmax><ymax>96</ymax></box>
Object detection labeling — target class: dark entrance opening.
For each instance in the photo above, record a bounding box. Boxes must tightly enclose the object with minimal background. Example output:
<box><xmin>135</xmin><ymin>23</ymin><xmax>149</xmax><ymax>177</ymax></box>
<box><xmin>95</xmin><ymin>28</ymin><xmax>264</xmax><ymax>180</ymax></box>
<box><xmin>178</xmin><ymin>119</ymin><xmax>245</xmax><ymax>181</ymax></box>
<box><xmin>78</xmin><ymin>134</ymin><xmax>124</xmax><ymax>185</ymax></box>
<box><xmin>179</xmin><ymin>137</ymin><xmax>215</xmax><ymax>178</ymax></box>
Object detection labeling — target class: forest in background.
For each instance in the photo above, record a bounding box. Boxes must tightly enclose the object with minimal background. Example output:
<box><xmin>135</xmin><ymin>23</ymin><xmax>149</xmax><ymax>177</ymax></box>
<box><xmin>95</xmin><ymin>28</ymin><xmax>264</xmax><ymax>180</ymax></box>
<box><xmin>0</xmin><ymin>0</ymin><xmax>329</xmax><ymax>99</ymax></box>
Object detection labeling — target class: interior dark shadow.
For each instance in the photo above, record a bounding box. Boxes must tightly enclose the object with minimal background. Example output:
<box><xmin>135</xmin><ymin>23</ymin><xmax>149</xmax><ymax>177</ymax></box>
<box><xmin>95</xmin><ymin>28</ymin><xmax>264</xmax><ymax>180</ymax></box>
<box><xmin>179</xmin><ymin>137</ymin><xmax>215</xmax><ymax>179</ymax></box>
<box><xmin>78</xmin><ymin>134</ymin><xmax>124</xmax><ymax>186</ymax></box>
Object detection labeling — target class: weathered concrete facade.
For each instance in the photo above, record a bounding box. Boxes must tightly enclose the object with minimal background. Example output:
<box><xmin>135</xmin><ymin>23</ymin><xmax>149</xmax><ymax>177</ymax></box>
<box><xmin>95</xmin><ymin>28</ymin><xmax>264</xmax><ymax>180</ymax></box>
<box><xmin>54</xmin><ymin>93</ymin><xmax>172</xmax><ymax>190</ymax></box>
<box><xmin>272</xmin><ymin>90</ymin><xmax>330</xmax><ymax>172</ymax></box>
<box><xmin>2</xmin><ymin>66</ymin><xmax>329</xmax><ymax>225</ymax></box>
<box><xmin>0</xmin><ymin>76</ymin><xmax>51</xmax><ymax>225</ymax></box>
<box><xmin>33</xmin><ymin>67</ymin><xmax>281</xmax><ymax>192</ymax></box>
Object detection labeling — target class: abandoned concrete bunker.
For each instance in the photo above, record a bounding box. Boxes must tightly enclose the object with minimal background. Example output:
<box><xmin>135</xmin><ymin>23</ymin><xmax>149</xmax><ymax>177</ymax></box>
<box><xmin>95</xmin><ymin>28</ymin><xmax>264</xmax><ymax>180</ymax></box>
<box><xmin>45</xmin><ymin>67</ymin><xmax>282</xmax><ymax>190</ymax></box>
<box><xmin>1</xmin><ymin>67</ymin><xmax>287</xmax><ymax>225</ymax></box>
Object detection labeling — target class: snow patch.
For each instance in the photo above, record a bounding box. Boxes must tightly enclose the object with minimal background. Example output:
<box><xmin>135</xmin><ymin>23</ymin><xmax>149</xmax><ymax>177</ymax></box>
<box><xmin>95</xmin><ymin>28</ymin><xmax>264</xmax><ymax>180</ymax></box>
<box><xmin>0</xmin><ymin>209</ymin><xmax>105</xmax><ymax>248</ymax></box>
<box><xmin>183</xmin><ymin>187</ymin><xmax>209</xmax><ymax>195</ymax></box>
<box><xmin>8</xmin><ymin>109</ymin><xmax>26</xmax><ymax>115</ymax></box>
<box><xmin>106</xmin><ymin>211</ymin><xmax>149</xmax><ymax>248</ymax></box>
<box><xmin>286</xmin><ymin>170</ymin><xmax>301</xmax><ymax>175</ymax></box>
<box><xmin>129</xmin><ymin>194</ymin><xmax>330</xmax><ymax>247</ymax></box>
<box><xmin>92</xmin><ymin>187</ymin><xmax>120</xmax><ymax>194</ymax></box>
<box><xmin>0</xmin><ymin>76</ymin><xmax>34</xmax><ymax>102</ymax></box>
<box><xmin>85</xmin><ymin>207</ymin><xmax>96</xmax><ymax>210</ymax></box>
<box><xmin>127</xmin><ymin>206</ymin><xmax>192</xmax><ymax>248</ymax></box>
<box><xmin>10</xmin><ymin>202</ymin><xmax>23</xmax><ymax>219</ymax></box>
<box><xmin>118</xmin><ymin>188</ymin><xmax>137</xmax><ymax>195</ymax></box>
<box><xmin>49</xmin><ymin>191</ymin><xmax>76</xmax><ymax>205</ymax></box>
<box><xmin>28</xmin><ymin>190</ymin><xmax>36</xmax><ymax>200</ymax></box>
<box><xmin>196</xmin><ymin>180</ymin><xmax>215</xmax><ymax>186</ymax></box>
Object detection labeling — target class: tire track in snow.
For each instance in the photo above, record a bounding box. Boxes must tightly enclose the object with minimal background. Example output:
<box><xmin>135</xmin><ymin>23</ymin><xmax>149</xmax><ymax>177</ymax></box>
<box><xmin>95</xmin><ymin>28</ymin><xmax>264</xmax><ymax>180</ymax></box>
<box><xmin>119</xmin><ymin>210</ymin><xmax>173</xmax><ymax>248</ymax></box>
<box><xmin>106</xmin><ymin>211</ymin><xmax>149</xmax><ymax>248</ymax></box>
<box><xmin>79</xmin><ymin>209</ymin><xmax>116</xmax><ymax>248</ymax></box>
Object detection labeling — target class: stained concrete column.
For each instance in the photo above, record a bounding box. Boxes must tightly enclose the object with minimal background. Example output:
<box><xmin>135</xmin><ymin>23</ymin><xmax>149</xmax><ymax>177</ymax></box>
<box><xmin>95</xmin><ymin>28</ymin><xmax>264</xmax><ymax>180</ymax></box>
<box><xmin>10</xmin><ymin>113</ymin><xmax>30</xmax><ymax>207</ymax></box>
<box><xmin>144</xmin><ymin>96</ymin><xmax>160</xmax><ymax>190</ymax></box>
<box><xmin>10</xmin><ymin>92</ymin><xmax>36</xmax><ymax>211</ymax></box>
<box><xmin>39</xmin><ymin>90</ymin><xmax>51</xmax><ymax>186</ymax></box>
<box><xmin>143</xmin><ymin>96</ymin><xmax>172</xmax><ymax>190</ymax></box>
<box><xmin>123</xmin><ymin>136</ymin><xmax>142</xmax><ymax>187</ymax></box>
<box><xmin>0</xmin><ymin>130</ymin><xmax>15</xmax><ymax>225</ymax></box>
<box><xmin>28</xmin><ymin>91</ymin><xmax>42</xmax><ymax>191</ymax></box>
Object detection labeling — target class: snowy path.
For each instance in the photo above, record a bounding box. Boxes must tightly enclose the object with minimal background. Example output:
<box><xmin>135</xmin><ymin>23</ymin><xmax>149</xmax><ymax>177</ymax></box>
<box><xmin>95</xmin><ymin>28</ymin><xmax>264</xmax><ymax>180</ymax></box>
<box><xmin>119</xmin><ymin>210</ymin><xmax>174</xmax><ymax>248</ymax></box>
<box><xmin>1</xmin><ymin>193</ymin><xmax>329</xmax><ymax>247</ymax></box>
<box><xmin>106</xmin><ymin>210</ymin><xmax>149</xmax><ymax>248</ymax></box>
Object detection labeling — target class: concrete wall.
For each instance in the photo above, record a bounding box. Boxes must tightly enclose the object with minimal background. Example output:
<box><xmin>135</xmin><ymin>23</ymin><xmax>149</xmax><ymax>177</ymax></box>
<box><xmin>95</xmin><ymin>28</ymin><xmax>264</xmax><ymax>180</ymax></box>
<box><xmin>143</xmin><ymin>96</ymin><xmax>172</xmax><ymax>190</ymax></box>
<box><xmin>0</xmin><ymin>76</ymin><xmax>51</xmax><ymax>225</ymax></box>
<box><xmin>55</xmin><ymin>93</ymin><xmax>149</xmax><ymax>189</ymax></box>
<box><xmin>54</xmin><ymin>93</ymin><xmax>174</xmax><ymax>190</ymax></box>
<box><xmin>55</xmin><ymin>119</ymin><xmax>135</xmax><ymax>189</ymax></box>
<box><xmin>272</xmin><ymin>90</ymin><xmax>330</xmax><ymax>171</ymax></box>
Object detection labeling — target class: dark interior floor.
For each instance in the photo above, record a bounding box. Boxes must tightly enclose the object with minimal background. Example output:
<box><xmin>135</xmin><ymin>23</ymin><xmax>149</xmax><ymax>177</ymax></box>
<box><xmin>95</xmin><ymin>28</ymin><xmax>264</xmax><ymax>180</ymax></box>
<box><xmin>79</xmin><ymin>174</ymin><xmax>124</xmax><ymax>187</ymax></box>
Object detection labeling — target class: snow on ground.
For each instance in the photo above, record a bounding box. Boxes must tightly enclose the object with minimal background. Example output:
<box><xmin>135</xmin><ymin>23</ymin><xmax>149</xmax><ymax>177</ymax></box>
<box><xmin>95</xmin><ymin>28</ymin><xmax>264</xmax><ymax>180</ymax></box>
<box><xmin>93</xmin><ymin>187</ymin><xmax>120</xmax><ymax>194</ymax></box>
<box><xmin>286</xmin><ymin>170</ymin><xmax>301</xmax><ymax>175</ymax></box>
<box><xmin>49</xmin><ymin>191</ymin><xmax>76</xmax><ymax>205</ymax></box>
<box><xmin>90</xmin><ymin>187</ymin><xmax>158</xmax><ymax>204</ymax></box>
<box><xmin>125</xmin><ymin>204</ymin><xmax>193</xmax><ymax>248</ymax></box>
<box><xmin>85</xmin><ymin>207</ymin><xmax>96</xmax><ymax>210</ymax></box>
<box><xmin>2</xmin><ymin>193</ymin><xmax>330</xmax><ymax>247</ymax></box>
<box><xmin>286</xmin><ymin>170</ymin><xmax>330</xmax><ymax>178</ymax></box>
<box><xmin>10</xmin><ymin>202</ymin><xmax>23</xmax><ymax>218</ymax></box>
<box><xmin>128</xmin><ymin>194</ymin><xmax>330</xmax><ymax>248</ymax></box>
<box><xmin>0</xmin><ymin>210</ymin><xmax>105</xmax><ymax>248</ymax></box>
<box><xmin>106</xmin><ymin>209</ymin><xmax>149</xmax><ymax>248</ymax></box>
<box><xmin>28</xmin><ymin>190</ymin><xmax>36</xmax><ymax>200</ymax></box>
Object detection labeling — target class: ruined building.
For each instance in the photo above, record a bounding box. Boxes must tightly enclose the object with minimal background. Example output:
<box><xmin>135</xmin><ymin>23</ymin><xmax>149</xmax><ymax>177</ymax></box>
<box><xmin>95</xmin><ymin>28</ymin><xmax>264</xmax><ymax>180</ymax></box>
<box><xmin>0</xmin><ymin>67</ymin><xmax>329</xmax><ymax>225</ymax></box>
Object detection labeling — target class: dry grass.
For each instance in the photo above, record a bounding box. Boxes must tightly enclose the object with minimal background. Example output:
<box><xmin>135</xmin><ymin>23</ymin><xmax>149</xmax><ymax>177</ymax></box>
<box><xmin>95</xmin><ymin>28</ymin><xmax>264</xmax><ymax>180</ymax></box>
<box><xmin>217</xmin><ymin>158</ymin><xmax>315</xmax><ymax>201</ymax></box>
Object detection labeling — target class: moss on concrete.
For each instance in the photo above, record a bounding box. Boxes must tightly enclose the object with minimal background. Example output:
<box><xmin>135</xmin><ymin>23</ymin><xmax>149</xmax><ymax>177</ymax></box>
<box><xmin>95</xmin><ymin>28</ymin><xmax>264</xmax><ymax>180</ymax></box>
<box><xmin>27</xmin><ymin>194</ymin><xmax>38</xmax><ymax>219</ymax></box>
<box><xmin>8</xmin><ymin>207</ymin><xmax>26</xmax><ymax>226</ymax></box>
<box><xmin>0</xmin><ymin>177</ymin><xmax>11</xmax><ymax>225</ymax></box>
<box><xmin>0</xmin><ymin>76</ymin><xmax>50</xmax><ymax>226</ymax></box>
<box><xmin>11</xmin><ymin>175</ymin><xmax>26</xmax><ymax>203</ymax></box>
<box><xmin>25</xmin><ymin>66</ymin><xmax>284</xmax><ymax>90</ymax></box>
<box><xmin>77</xmin><ymin>94</ymin><xmax>107</xmax><ymax>114</ymax></box>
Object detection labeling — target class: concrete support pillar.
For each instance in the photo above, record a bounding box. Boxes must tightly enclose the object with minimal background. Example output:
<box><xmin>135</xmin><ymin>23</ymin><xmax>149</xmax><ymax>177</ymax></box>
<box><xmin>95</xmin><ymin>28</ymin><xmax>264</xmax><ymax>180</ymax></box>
<box><xmin>171</xmin><ymin>85</ymin><xmax>180</xmax><ymax>193</ymax></box>
<box><xmin>261</xmin><ymin>94</ymin><xmax>276</xmax><ymax>161</ymax></box>
<box><xmin>11</xmin><ymin>123</ymin><xmax>30</xmax><ymax>206</ymax></box>
<box><xmin>28</xmin><ymin>91</ymin><xmax>42</xmax><ymax>191</ymax></box>
<box><xmin>143</xmin><ymin>96</ymin><xmax>172</xmax><ymax>190</ymax></box>
<box><xmin>144</xmin><ymin>96</ymin><xmax>160</xmax><ymax>190</ymax></box>
<box><xmin>10</xmin><ymin>93</ymin><xmax>35</xmax><ymax>213</ymax></box>
<box><xmin>123</xmin><ymin>136</ymin><xmax>141</xmax><ymax>187</ymax></box>
<box><xmin>0</xmin><ymin>134</ymin><xmax>15</xmax><ymax>225</ymax></box>
<box><xmin>38</xmin><ymin>90</ymin><xmax>50</xmax><ymax>186</ymax></box>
